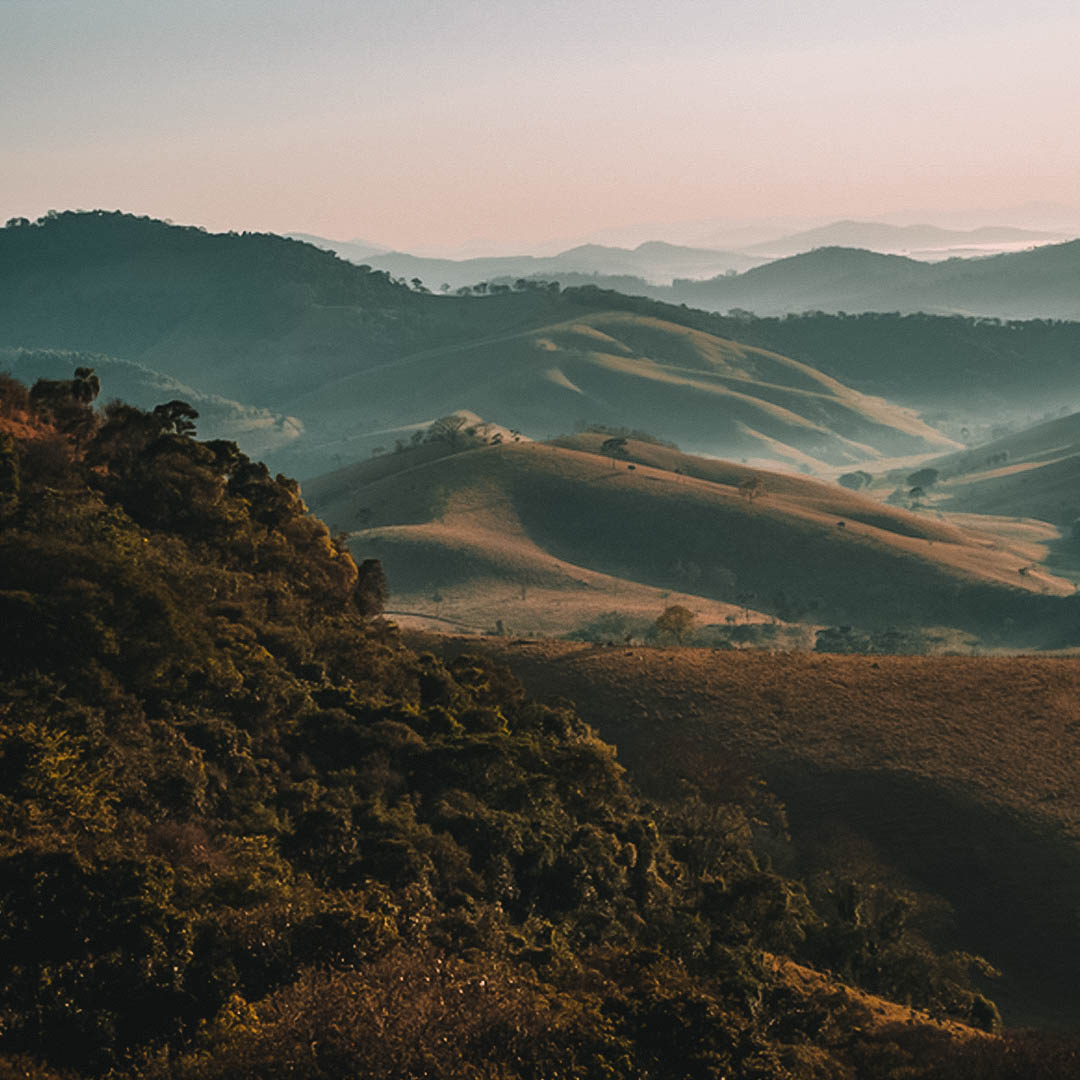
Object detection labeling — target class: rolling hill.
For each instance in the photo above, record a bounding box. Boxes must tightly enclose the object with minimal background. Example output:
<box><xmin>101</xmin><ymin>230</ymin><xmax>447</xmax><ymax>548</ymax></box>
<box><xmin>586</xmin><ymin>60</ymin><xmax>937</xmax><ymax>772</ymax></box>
<box><xmin>906</xmin><ymin>411</ymin><xmax>1080</xmax><ymax>529</ymax></box>
<box><xmin>283</xmin><ymin>309</ymin><xmax>957</xmax><ymax>474</ymax></box>
<box><xmin>305</xmin><ymin>435</ymin><xmax>1075</xmax><ymax>645</ymax></box>
<box><xmin>9</xmin><ymin>211</ymin><xmax>1080</xmax><ymax>482</ymax></box>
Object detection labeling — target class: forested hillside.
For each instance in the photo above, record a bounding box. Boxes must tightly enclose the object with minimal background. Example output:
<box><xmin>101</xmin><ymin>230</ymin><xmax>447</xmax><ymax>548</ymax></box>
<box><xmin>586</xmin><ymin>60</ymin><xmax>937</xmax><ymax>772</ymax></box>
<box><xmin>4</xmin><ymin>369</ymin><xmax>1073</xmax><ymax>1077</ymax></box>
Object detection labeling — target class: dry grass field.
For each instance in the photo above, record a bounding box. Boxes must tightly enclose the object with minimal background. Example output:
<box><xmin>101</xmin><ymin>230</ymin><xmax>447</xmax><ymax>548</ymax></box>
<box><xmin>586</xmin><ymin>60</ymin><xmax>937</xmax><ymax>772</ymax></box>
<box><xmin>306</xmin><ymin>435</ymin><xmax>1077</xmax><ymax>645</ymax></box>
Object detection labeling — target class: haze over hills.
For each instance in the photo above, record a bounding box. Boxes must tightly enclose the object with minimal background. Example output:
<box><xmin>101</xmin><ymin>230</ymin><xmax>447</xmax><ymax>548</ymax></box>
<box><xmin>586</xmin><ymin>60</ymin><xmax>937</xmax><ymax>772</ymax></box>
<box><xmin>283</xmin><ymin>309</ymin><xmax>957</xmax><ymax>474</ymax></box>
<box><xmin>669</xmin><ymin>239</ymin><xmax>1080</xmax><ymax>319</ymax></box>
<box><xmin>514</xmin><ymin>239</ymin><xmax>1080</xmax><ymax>322</ymax></box>
<box><xmin>296</xmin><ymin>236</ymin><xmax>765</xmax><ymax>288</ymax></box>
<box><xmin>745</xmin><ymin>220</ymin><xmax>1064</xmax><ymax>260</ymax></box>
<box><xmin>7</xmin><ymin>210</ymin><xmax>1080</xmax><ymax>482</ymax></box>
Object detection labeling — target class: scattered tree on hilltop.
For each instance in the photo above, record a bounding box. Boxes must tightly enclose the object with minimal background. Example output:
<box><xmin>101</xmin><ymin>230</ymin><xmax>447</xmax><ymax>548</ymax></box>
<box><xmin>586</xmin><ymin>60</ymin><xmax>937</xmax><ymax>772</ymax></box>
<box><xmin>601</xmin><ymin>435</ymin><xmax>629</xmax><ymax>471</ymax></box>
<box><xmin>739</xmin><ymin>475</ymin><xmax>767</xmax><ymax>503</ymax></box>
<box><xmin>650</xmin><ymin>604</ymin><xmax>696</xmax><ymax>644</ymax></box>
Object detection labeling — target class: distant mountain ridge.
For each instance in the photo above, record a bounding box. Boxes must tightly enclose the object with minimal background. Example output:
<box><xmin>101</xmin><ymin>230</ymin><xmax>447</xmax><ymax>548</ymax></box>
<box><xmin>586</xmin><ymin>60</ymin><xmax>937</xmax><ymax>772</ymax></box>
<box><xmin>747</xmin><ymin>219</ymin><xmax>1063</xmax><ymax>258</ymax></box>
<box><xmin>294</xmin><ymin>235</ymin><xmax>764</xmax><ymax>287</ymax></box>
<box><xmin>556</xmin><ymin>239</ymin><xmax>1080</xmax><ymax>321</ymax></box>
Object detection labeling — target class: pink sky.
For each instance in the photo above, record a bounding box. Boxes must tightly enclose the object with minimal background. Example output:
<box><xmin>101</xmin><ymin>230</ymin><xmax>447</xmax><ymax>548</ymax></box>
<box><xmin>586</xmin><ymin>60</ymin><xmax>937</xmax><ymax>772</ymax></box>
<box><xmin>3</xmin><ymin>0</ymin><xmax>1079</xmax><ymax>254</ymax></box>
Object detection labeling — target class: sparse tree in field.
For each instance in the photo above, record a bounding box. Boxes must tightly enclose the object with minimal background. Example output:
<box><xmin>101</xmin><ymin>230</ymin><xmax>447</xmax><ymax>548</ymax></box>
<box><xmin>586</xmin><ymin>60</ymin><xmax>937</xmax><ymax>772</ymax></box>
<box><xmin>601</xmin><ymin>435</ymin><xmax>629</xmax><ymax>472</ymax></box>
<box><xmin>651</xmin><ymin>604</ymin><xmax>696</xmax><ymax>645</ymax></box>
<box><xmin>738</xmin><ymin>475</ymin><xmax>766</xmax><ymax>504</ymax></box>
<box><xmin>439</xmin><ymin>282</ymin><xmax>451</xmax><ymax>294</ymax></box>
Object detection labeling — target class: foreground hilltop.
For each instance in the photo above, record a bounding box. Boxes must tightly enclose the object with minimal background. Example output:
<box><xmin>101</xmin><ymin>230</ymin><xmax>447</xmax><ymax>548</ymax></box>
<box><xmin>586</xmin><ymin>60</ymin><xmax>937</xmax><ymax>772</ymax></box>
<box><xmin>307</xmin><ymin>432</ymin><xmax>1075</xmax><ymax>646</ymax></box>
<box><xmin>6</xmin><ymin>370</ymin><xmax>1065</xmax><ymax>1077</ymax></box>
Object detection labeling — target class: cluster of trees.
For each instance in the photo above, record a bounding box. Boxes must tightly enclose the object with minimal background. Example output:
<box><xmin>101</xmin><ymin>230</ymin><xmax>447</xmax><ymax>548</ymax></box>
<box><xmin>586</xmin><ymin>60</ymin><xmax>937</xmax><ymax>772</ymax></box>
<box><xmin>1</xmin><ymin>370</ymin><xmax>1073</xmax><ymax>1078</ymax></box>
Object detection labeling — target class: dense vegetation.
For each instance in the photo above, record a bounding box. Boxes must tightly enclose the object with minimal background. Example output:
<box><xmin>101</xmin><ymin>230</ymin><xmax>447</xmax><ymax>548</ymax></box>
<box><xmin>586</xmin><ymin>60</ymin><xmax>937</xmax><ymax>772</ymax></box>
<box><xmin>3</xmin><ymin>371</ymin><xmax>1078</xmax><ymax>1077</ymax></box>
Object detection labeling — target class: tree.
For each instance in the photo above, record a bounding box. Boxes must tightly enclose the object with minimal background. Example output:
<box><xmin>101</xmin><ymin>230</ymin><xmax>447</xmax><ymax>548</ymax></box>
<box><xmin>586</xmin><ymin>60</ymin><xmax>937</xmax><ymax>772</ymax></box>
<box><xmin>738</xmin><ymin>475</ymin><xmax>766</xmax><ymax>503</ymax></box>
<box><xmin>152</xmin><ymin>400</ymin><xmax>198</xmax><ymax>437</ymax></box>
<box><xmin>651</xmin><ymin>605</ymin><xmax>695</xmax><ymax>644</ymax></box>
<box><xmin>427</xmin><ymin>415</ymin><xmax>469</xmax><ymax>448</ymax></box>
<box><xmin>355</xmin><ymin>558</ymin><xmax>389</xmax><ymax>616</ymax></box>
<box><xmin>601</xmin><ymin>436</ymin><xmax>629</xmax><ymax>471</ymax></box>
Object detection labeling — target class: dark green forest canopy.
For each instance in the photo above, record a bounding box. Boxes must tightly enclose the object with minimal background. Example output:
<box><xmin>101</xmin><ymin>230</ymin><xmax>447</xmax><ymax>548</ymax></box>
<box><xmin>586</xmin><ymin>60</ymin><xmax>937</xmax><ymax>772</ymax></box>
<box><xmin>3</xmin><ymin>371</ymin><xmax>1070</xmax><ymax>1078</ymax></box>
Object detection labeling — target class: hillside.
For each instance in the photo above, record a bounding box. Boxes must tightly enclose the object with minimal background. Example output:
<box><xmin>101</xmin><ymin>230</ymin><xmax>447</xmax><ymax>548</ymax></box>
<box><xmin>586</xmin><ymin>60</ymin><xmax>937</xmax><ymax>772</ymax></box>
<box><xmin>285</xmin><ymin>309</ymin><xmax>957</xmax><ymax>475</ymax></box>
<box><xmin>417</xmin><ymin>635</ymin><xmax>1080</xmax><ymax>1030</ymax></box>
<box><xmin>305</xmin><ymin>435</ymin><xmax>1075</xmax><ymax>646</ymax></box>
<box><xmin>906</xmin><ymin>412</ymin><xmax>1080</xmax><ymax>529</ymax></box>
<box><xmin>1</xmin><ymin>370</ymin><xmax>1039</xmax><ymax>1078</ymax></box>
<box><xmin>8</xmin><ymin>211</ymin><xmax>1080</xmax><ymax>482</ymax></box>
<box><xmin>0</xmin><ymin>346</ymin><xmax>304</xmax><ymax>459</ymax></box>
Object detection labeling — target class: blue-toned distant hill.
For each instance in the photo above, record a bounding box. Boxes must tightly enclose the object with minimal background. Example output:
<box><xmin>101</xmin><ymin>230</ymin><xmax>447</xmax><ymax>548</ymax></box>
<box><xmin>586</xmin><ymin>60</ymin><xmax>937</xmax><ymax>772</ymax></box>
<box><xmin>296</xmin><ymin>235</ymin><xmax>764</xmax><ymax>288</ymax></box>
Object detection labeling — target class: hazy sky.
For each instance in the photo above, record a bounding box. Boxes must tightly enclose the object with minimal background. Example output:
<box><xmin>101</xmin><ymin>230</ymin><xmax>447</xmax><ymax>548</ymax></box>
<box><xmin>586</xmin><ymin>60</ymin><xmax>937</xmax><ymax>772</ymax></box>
<box><xmin>3</xmin><ymin>0</ymin><xmax>1079</xmax><ymax>253</ymax></box>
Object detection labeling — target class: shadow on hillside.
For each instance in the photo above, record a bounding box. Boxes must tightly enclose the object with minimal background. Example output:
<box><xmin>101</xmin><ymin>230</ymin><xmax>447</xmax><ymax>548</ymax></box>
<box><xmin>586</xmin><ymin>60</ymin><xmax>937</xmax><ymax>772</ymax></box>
<box><xmin>771</xmin><ymin>762</ymin><xmax>1080</xmax><ymax>1031</ymax></box>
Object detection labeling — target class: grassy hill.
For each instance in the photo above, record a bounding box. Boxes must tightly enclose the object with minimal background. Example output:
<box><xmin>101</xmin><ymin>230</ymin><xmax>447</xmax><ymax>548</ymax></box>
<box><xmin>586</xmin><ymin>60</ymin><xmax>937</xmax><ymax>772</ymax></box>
<box><xmin>916</xmin><ymin>412</ymin><xmax>1080</xmax><ymax>527</ymax></box>
<box><xmin>416</xmin><ymin>635</ymin><xmax>1080</xmax><ymax>1030</ymax></box>
<box><xmin>285</xmin><ymin>310</ymin><xmax>957</xmax><ymax>475</ymax></box>
<box><xmin>305</xmin><ymin>435</ymin><xmax>1075</xmax><ymax>645</ymax></box>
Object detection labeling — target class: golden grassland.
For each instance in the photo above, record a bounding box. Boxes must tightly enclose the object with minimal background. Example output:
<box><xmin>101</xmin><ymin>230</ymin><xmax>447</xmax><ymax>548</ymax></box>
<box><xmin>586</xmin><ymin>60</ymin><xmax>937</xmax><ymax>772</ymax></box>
<box><xmin>307</xmin><ymin>435</ymin><xmax>1075</xmax><ymax>644</ymax></box>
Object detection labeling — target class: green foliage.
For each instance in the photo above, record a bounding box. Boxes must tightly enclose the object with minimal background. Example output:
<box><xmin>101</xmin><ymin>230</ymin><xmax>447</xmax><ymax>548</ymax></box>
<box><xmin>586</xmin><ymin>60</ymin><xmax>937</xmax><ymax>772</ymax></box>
<box><xmin>0</xmin><ymin>373</ymin><xmax>1008</xmax><ymax>1078</ymax></box>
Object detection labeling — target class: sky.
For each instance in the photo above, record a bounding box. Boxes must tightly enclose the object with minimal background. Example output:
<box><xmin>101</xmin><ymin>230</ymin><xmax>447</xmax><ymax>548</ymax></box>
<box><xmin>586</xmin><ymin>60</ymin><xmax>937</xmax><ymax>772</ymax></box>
<box><xmin>3</xmin><ymin>0</ymin><xmax>1080</xmax><ymax>254</ymax></box>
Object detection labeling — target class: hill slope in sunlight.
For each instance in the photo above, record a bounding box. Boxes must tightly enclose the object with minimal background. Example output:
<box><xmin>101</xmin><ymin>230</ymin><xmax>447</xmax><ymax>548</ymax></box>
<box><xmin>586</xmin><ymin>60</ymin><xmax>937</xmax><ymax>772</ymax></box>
<box><xmin>305</xmin><ymin>435</ymin><xmax>1074</xmax><ymax>644</ymax></box>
